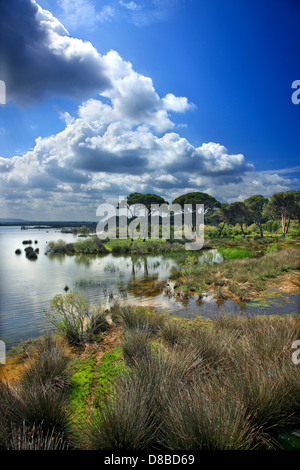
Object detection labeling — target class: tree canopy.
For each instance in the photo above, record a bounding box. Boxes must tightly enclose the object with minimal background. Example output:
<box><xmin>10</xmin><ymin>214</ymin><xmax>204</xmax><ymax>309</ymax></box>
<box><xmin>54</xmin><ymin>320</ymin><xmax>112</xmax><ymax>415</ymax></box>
<box><xmin>226</xmin><ymin>202</ymin><xmax>249</xmax><ymax>238</ymax></box>
<box><xmin>119</xmin><ymin>192</ymin><xmax>168</xmax><ymax>216</ymax></box>
<box><xmin>172</xmin><ymin>192</ymin><xmax>220</xmax><ymax>214</ymax></box>
<box><xmin>172</xmin><ymin>192</ymin><xmax>220</xmax><ymax>231</ymax></box>
<box><xmin>244</xmin><ymin>195</ymin><xmax>268</xmax><ymax>237</ymax></box>
<box><xmin>264</xmin><ymin>190</ymin><xmax>299</xmax><ymax>237</ymax></box>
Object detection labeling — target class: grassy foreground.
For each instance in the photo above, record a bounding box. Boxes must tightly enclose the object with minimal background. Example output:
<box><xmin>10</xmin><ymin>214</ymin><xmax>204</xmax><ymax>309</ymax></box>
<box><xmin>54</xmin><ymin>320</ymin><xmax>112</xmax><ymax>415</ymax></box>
<box><xmin>1</xmin><ymin>301</ymin><xmax>299</xmax><ymax>450</ymax></box>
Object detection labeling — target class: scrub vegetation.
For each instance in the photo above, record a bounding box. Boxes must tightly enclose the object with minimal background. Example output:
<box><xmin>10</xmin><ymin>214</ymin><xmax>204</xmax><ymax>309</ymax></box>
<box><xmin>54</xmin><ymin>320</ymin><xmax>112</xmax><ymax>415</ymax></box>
<box><xmin>1</xmin><ymin>297</ymin><xmax>299</xmax><ymax>451</ymax></box>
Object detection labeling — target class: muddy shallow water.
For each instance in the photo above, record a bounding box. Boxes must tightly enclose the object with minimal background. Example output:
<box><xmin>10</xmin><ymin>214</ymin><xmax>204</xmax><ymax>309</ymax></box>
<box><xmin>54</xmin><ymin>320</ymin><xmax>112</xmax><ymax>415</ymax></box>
<box><xmin>0</xmin><ymin>226</ymin><xmax>299</xmax><ymax>353</ymax></box>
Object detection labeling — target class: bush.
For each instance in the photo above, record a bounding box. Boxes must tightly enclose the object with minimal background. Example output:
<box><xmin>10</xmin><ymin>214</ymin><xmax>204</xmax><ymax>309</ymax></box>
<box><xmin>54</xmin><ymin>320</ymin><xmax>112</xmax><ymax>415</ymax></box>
<box><xmin>204</xmin><ymin>225</ymin><xmax>219</xmax><ymax>239</ymax></box>
<box><xmin>24</xmin><ymin>246</ymin><xmax>38</xmax><ymax>259</ymax></box>
<box><xmin>74</xmin><ymin>237</ymin><xmax>109</xmax><ymax>254</ymax></box>
<box><xmin>111</xmin><ymin>242</ymin><xmax>131</xmax><ymax>254</ymax></box>
<box><xmin>226</xmin><ymin>354</ymin><xmax>300</xmax><ymax>435</ymax></box>
<box><xmin>46</xmin><ymin>240</ymin><xmax>67</xmax><ymax>254</ymax></box>
<box><xmin>48</xmin><ymin>292</ymin><xmax>111</xmax><ymax>345</ymax></box>
<box><xmin>245</xmin><ymin>224</ymin><xmax>260</xmax><ymax>235</ymax></box>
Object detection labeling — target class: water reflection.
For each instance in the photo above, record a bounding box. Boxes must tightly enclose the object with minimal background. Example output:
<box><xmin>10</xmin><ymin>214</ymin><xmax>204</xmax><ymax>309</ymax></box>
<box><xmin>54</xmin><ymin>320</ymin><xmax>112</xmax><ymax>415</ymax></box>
<box><xmin>1</xmin><ymin>226</ymin><xmax>299</xmax><ymax>352</ymax></box>
<box><xmin>198</xmin><ymin>249</ymin><xmax>224</xmax><ymax>264</ymax></box>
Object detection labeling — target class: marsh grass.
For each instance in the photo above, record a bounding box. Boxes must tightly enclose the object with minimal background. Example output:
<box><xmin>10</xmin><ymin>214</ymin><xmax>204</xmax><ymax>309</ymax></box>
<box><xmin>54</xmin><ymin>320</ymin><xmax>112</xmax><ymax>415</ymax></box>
<box><xmin>111</xmin><ymin>304</ymin><xmax>167</xmax><ymax>334</ymax></box>
<box><xmin>4</xmin><ymin>297</ymin><xmax>300</xmax><ymax>451</ymax></box>
<box><xmin>0</xmin><ymin>334</ymin><xmax>73</xmax><ymax>449</ymax></box>
<box><xmin>163</xmin><ymin>379</ymin><xmax>258</xmax><ymax>450</ymax></box>
<box><xmin>7</xmin><ymin>422</ymin><xmax>69</xmax><ymax>450</ymax></box>
<box><xmin>10</xmin><ymin>384</ymin><xmax>70</xmax><ymax>433</ymax></box>
<box><xmin>177</xmin><ymin>248</ymin><xmax>300</xmax><ymax>301</ymax></box>
<box><xmin>74</xmin><ymin>279</ymin><xmax>103</xmax><ymax>288</ymax></box>
<box><xmin>81</xmin><ymin>374</ymin><xmax>159</xmax><ymax>450</ymax></box>
<box><xmin>229</xmin><ymin>357</ymin><xmax>299</xmax><ymax>434</ymax></box>
<box><xmin>82</xmin><ymin>312</ymin><xmax>299</xmax><ymax>450</ymax></box>
<box><xmin>82</xmin><ymin>344</ymin><xmax>204</xmax><ymax>450</ymax></box>
<box><xmin>122</xmin><ymin>329</ymin><xmax>153</xmax><ymax>366</ymax></box>
<box><xmin>0</xmin><ymin>378</ymin><xmax>72</xmax><ymax>450</ymax></box>
<box><xmin>22</xmin><ymin>335</ymin><xmax>73</xmax><ymax>390</ymax></box>
<box><xmin>105</xmin><ymin>238</ymin><xmax>184</xmax><ymax>255</ymax></box>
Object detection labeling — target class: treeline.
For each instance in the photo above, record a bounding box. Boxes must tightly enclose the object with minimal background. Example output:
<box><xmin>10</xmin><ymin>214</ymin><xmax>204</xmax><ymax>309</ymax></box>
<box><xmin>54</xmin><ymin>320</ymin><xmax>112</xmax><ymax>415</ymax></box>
<box><xmin>120</xmin><ymin>190</ymin><xmax>300</xmax><ymax>239</ymax></box>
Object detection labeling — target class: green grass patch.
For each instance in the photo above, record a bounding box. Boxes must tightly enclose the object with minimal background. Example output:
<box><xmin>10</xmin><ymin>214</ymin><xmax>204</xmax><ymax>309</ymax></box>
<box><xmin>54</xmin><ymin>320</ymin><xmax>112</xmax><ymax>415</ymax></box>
<box><xmin>218</xmin><ymin>247</ymin><xmax>254</xmax><ymax>259</ymax></box>
<box><xmin>69</xmin><ymin>357</ymin><xmax>96</xmax><ymax>423</ymax></box>
<box><xmin>93</xmin><ymin>346</ymin><xmax>128</xmax><ymax>408</ymax></box>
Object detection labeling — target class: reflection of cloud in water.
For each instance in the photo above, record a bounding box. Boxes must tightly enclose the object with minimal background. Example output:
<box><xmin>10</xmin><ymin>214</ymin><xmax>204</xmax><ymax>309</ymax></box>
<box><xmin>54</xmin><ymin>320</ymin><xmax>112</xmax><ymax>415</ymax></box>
<box><xmin>201</xmin><ymin>294</ymin><xmax>216</xmax><ymax>303</ymax></box>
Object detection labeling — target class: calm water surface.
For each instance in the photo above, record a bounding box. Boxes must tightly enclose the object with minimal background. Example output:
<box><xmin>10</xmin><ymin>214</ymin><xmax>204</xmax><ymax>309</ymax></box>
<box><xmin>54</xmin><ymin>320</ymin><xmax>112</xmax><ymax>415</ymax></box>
<box><xmin>0</xmin><ymin>226</ymin><xmax>299</xmax><ymax>353</ymax></box>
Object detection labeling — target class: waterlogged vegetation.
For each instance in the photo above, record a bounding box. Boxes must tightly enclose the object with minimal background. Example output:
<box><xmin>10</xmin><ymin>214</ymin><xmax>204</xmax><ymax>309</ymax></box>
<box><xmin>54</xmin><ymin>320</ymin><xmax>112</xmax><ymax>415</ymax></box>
<box><xmin>1</xmin><ymin>298</ymin><xmax>299</xmax><ymax>450</ymax></box>
<box><xmin>175</xmin><ymin>247</ymin><xmax>300</xmax><ymax>302</ymax></box>
<box><xmin>2</xmin><ymin>189</ymin><xmax>300</xmax><ymax>451</ymax></box>
<box><xmin>46</xmin><ymin>236</ymin><xmax>185</xmax><ymax>256</ymax></box>
<box><xmin>18</xmin><ymin>217</ymin><xmax>300</xmax><ymax>343</ymax></box>
<box><xmin>46</xmin><ymin>237</ymin><xmax>109</xmax><ymax>255</ymax></box>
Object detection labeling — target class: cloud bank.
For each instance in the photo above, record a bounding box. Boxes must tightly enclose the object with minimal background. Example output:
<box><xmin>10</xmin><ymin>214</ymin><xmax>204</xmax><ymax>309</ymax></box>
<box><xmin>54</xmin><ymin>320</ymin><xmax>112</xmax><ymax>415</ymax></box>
<box><xmin>0</xmin><ymin>0</ymin><xmax>111</xmax><ymax>103</ymax></box>
<box><xmin>0</xmin><ymin>0</ymin><xmax>297</xmax><ymax>220</ymax></box>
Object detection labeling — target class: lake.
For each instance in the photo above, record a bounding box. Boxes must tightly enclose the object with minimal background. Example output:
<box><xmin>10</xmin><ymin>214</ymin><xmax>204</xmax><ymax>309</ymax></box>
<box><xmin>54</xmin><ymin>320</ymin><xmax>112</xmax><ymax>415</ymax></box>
<box><xmin>0</xmin><ymin>226</ymin><xmax>299</xmax><ymax>353</ymax></box>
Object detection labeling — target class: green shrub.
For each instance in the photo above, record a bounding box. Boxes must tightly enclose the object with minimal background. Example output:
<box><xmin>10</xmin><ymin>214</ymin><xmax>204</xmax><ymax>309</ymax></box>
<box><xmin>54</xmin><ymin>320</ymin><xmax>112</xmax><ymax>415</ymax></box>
<box><xmin>48</xmin><ymin>292</ymin><xmax>111</xmax><ymax>345</ymax></box>
<box><xmin>73</xmin><ymin>237</ymin><xmax>109</xmax><ymax>254</ymax></box>
<box><xmin>46</xmin><ymin>239</ymin><xmax>67</xmax><ymax>254</ymax></box>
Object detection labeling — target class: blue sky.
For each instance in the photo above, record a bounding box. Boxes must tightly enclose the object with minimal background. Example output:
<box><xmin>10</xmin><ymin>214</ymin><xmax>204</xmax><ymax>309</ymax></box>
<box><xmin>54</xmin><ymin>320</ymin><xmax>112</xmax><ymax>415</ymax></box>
<box><xmin>0</xmin><ymin>0</ymin><xmax>299</xmax><ymax>220</ymax></box>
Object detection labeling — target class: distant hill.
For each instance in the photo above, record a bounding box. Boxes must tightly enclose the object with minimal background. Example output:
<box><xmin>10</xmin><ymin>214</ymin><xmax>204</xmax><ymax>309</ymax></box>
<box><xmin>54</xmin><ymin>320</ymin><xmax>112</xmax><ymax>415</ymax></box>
<box><xmin>0</xmin><ymin>219</ymin><xmax>99</xmax><ymax>228</ymax></box>
<box><xmin>0</xmin><ymin>218</ymin><xmax>30</xmax><ymax>223</ymax></box>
